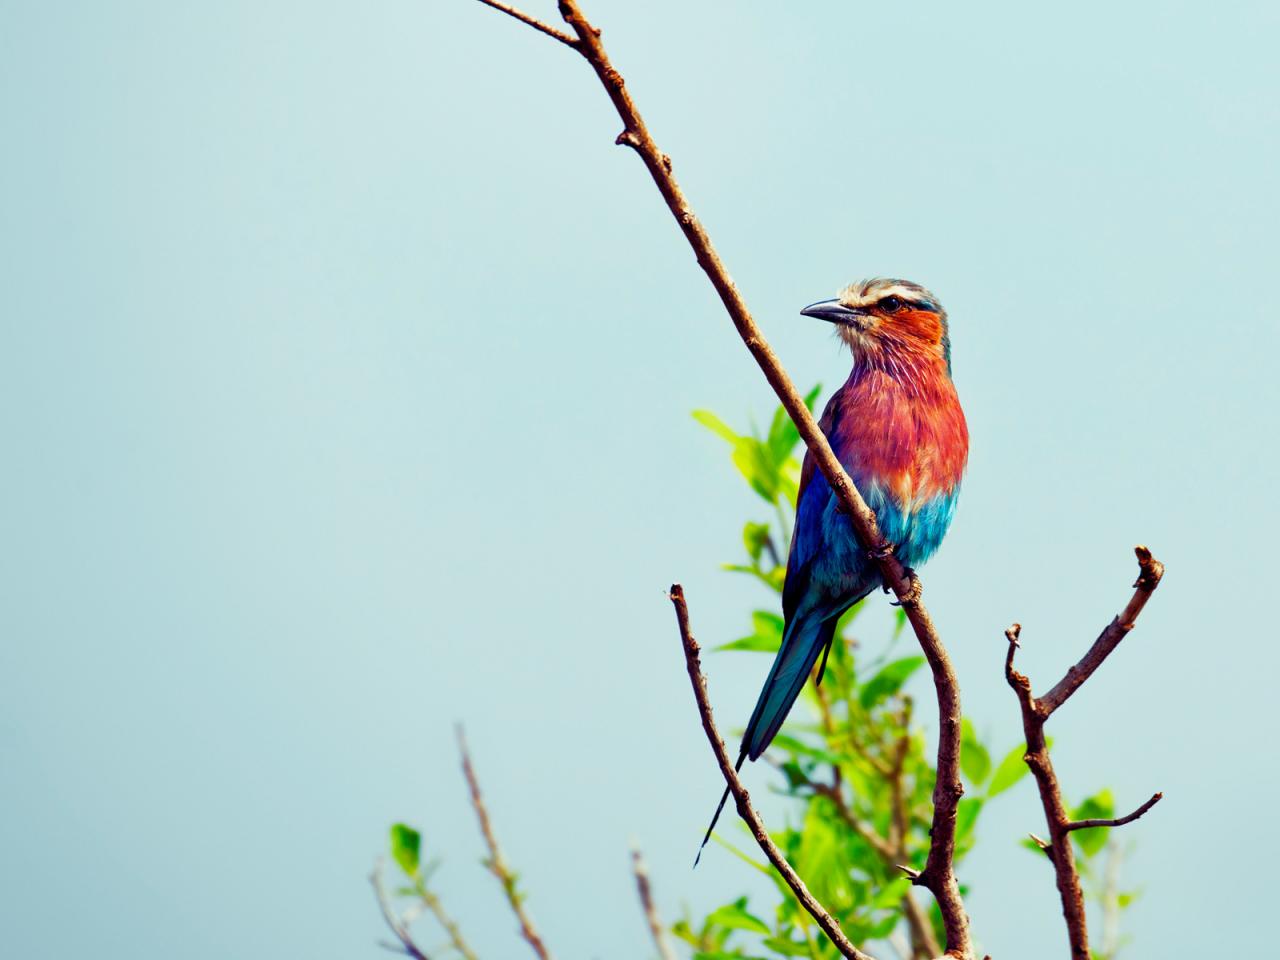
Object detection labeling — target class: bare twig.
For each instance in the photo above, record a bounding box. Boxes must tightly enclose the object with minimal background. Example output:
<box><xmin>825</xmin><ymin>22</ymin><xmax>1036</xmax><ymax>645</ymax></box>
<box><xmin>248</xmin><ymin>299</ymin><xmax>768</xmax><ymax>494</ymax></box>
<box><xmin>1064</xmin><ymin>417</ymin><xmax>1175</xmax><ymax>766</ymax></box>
<box><xmin>415</xmin><ymin>886</ymin><xmax>479</xmax><ymax>960</ymax></box>
<box><xmin>474</xmin><ymin>0</ymin><xmax>578</xmax><ymax>46</ymax></box>
<box><xmin>669</xmin><ymin>584</ymin><xmax>879</xmax><ymax>960</ymax></box>
<box><xmin>1038</xmin><ymin>546</ymin><xmax>1165</xmax><ymax>716</ymax></box>
<box><xmin>1003</xmin><ymin>547</ymin><xmax>1165</xmax><ymax>960</ymax></box>
<box><xmin>371</xmin><ymin>860</ymin><xmax>432</xmax><ymax>960</ymax></box>
<box><xmin>457</xmin><ymin>726</ymin><xmax>554</xmax><ymax>960</ymax></box>
<box><xmin>469</xmin><ymin>2</ymin><xmax>972</xmax><ymax>953</ymax></box>
<box><xmin>631</xmin><ymin>848</ymin><xmax>677</xmax><ymax>960</ymax></box>
<box><xmin>1063</xmin><ymin>793</ymin><xmax>1163</xmax><ymax>832</ymax></box>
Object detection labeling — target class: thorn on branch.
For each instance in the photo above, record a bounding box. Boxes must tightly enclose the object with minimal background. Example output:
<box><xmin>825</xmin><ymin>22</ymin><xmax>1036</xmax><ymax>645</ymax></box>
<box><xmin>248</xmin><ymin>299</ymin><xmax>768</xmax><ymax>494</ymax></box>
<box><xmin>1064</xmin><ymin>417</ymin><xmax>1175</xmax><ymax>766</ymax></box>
<box><xmin>615</xmin><ymin>129</ymin><xmax>641</xmax><ymax>149</ymax></box>
<box><xmin>1028</xmin><ymin>833</ymin><xmax>1054</xmax><ymax>860</ymax></box>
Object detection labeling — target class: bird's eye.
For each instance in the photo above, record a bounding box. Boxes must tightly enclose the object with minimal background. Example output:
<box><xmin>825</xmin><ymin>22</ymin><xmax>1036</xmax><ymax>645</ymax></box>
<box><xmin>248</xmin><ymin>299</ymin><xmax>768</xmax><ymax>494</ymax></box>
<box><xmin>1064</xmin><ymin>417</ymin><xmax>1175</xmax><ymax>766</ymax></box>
<box><xmin>879</xmin><ymin>296</ymin><xmax>904</xmax><ymax>313</ymax></box>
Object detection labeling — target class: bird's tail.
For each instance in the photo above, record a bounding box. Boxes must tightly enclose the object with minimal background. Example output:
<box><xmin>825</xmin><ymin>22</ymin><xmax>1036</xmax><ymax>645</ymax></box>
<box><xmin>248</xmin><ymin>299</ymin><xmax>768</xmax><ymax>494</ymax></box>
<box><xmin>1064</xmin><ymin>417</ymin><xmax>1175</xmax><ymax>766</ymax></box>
<box><xmin>742</xmin><ymin>614</ymin><xmax>835</xmax><ymax>761</ymax></box>
<box><xmin>693</xmin><ymin>750</ymin><xmax>745</xmax><ymax>867</ymax></box>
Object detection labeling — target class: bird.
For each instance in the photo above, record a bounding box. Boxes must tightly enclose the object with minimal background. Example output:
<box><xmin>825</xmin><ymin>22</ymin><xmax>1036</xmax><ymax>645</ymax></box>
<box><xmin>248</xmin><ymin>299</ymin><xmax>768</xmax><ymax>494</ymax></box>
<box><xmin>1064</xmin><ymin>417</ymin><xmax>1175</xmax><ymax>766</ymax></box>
<box><xmin>696</xmin><ymin>278</ymin><xmax>969</xmax><ymax>863</ymax></box>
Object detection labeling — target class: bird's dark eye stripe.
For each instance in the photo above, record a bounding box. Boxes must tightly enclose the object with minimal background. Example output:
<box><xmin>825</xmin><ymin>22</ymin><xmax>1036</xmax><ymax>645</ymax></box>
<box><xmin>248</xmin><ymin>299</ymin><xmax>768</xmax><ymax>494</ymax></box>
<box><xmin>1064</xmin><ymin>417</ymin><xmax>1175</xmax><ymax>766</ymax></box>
<box><xmin>877</xmin><ymin>295</ymin><xmax>939</xmax><ymax>313</ymax></box>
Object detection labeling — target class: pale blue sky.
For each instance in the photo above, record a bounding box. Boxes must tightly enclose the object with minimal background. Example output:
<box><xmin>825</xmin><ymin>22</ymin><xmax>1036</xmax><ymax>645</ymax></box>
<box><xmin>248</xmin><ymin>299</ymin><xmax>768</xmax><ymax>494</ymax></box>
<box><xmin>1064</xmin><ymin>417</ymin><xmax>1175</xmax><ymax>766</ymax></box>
<box><xmin>2</xmin><ymin>1</ymin><xmax>1277</xmax><ymax>957</ymax></box>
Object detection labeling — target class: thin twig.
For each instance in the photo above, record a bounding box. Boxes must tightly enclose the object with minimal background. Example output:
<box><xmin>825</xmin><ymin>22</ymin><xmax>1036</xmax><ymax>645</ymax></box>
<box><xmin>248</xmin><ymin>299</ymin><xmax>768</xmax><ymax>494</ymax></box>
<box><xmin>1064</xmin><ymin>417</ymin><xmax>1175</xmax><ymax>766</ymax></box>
<box><xmin>417</xmin><ymin>886</ymin><xmax>480</xmax><ymax>960</ymax></box>
<box><xmin>631</xmin><ymin>848</ymin><xmax>677</xmax><ymax>960</ymax></box>
<box><xmin>468</xmin><ymin>3</ymin><xmax>972</xmax><ymax>953</ymax></box>
<box><xmin>371</xmin><ymin>860</ymin><xmax>432</xmax><ymax>960</ymax></box>
<box><xmin>457</xmin><ymin>726</ymin><xmax>554</xmax><ymax>960</ymax></box>
<box><xmin>1003</xmin><ymin>547</ymin><xmax>1165</xmax><ymax>960</ymax></box>
<box><xmin>1063</xmin><ymin>793</ymin><xmax>1163</xmax><ymax>832</ymax></box>
<box><xmin>1038</xmin><ymin>546</ymin><xmax>1165</xmax><ymax>715</ymax></box>
<box><xmin>669</xmin><ymin>584</ymin><xmax>879</xmax><ymax>960</ymax></box>
<box><xmin>473</xmin><ymin>0</ymin><xmax>578</xmax><ymax>46</ymax></box>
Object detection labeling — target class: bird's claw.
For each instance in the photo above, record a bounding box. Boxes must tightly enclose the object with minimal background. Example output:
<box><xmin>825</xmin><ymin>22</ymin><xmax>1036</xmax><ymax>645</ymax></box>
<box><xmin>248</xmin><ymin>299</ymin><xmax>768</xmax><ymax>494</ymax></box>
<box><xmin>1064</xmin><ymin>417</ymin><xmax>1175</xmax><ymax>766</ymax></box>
<box><xmin>868</xmin><ymin>541</ymin><xmax>894</xmax><ymax>561</ymax></box>
<box><xmin>890</xmin><ymin>568</ymin><xmax>921</xmax><ymax>607</ymax></box>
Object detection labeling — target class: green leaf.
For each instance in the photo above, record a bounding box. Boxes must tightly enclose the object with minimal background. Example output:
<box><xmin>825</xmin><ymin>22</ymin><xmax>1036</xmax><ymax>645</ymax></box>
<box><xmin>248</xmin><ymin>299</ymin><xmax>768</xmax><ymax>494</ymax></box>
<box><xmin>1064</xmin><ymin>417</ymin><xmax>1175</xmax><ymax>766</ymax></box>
<box><xmin>1071</xmin><ymin>789</ymin><xmax>1115</xmax><ymax>858</ymax></box>
<box><xmin>859</xmin><ymin>656</ymin><xmax>925</xmax><ymax>709</ymax></box>
<box><xmin>710</xmin><ymin>834</ymin><xmax>773</xmax><ymax>877</ymax></box>
<box><xmin>389</xmin><ymin>823</ymin><xmax>421</xmax><ymax>877</ymax></box>
<box><xmin>802</xmin><ymin>384</ymin><xmax>822</xmax><ymax>412</ymax></box>
<box><xmin>769</xmin><ymin>733</ymin><xmax>845</xmax><ymax>766</ymax></box>
<box><xmin>870</xmin><ymin>876</ymin><xmax>913</xmax><ymax>909</ymax></box>
<box><xmin>1117</xmin><ymin>891</ymin><xmax>1140</xmax><ymax>908</ymax></box>
<box><xmin>764</xmin><ymin>386</ymin><xmax>822</xmax><ymax>465</ymax></box>
<box><xmin>743</xmin><ymin>522</ymin><xmax>771</xmax><ymax>562</ymax></box>
<box><xmin>861</xmin><ymin>914</ymin><xmax>900</xmax><ymax>940</ymax></box>
<box><xmin>986</xmin><ymin>743</ymin><xmax>1031</xmax><ymax>797</ymax></box>
<box><xmin>960</xmin><ymin>718</ymin><xmax>992</xmax><ymax>785</ymax></box>
<box><xmin>892</xmin><ymin>606</ymin><xmax>908</xmax><ymax>639</ymax></box>
<box><xmin>766</xmin><ymin>406</ymin><xmax>798</xmax><ymax>465</ymax></box>
<box><xmin>956</xmin><ymin>797</ymin><xmax>984</xmax><ymax>844</ymax></box>
<box><xmin>761</xmin><ymin>936</ymin><xmax>812</xmax><ymax>957</ymax></box>
<box><xmin>705</xmin><ymin>898</ymin><xmax>771</xmax><ymax>936</ymax></box>
<box><xmin>732</xmin><ymin>438</ymin><xmax>781</xmax><ymax>503</ymax></box>
<box><xmin>692</xmin><ymin>409</ymin><xmax>740</xmax><ymax>444</ymax></box>
<box><xmin>717</xmin><ymin>611</ymin><xmax>785</xmax><ymax>653</ymax></box>
<box><xmin>1020</xmin><ymin>836</ymin><xmax>1049</xmax><ymax>856</ymax></box>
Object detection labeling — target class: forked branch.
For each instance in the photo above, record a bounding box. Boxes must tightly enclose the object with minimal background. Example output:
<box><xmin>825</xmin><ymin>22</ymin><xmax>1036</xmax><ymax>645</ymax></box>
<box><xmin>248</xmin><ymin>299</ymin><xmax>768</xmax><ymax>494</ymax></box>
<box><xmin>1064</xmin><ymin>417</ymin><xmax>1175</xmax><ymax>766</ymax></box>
<box><xmin>1003</xmin><ymin>546</ymin><xmax>1165</xmax><ymax>960</ymax></box>
<box><xmin>467</xmin><ymin>2</ymin><xmax>971</xmax><ymax>953</ymax></box>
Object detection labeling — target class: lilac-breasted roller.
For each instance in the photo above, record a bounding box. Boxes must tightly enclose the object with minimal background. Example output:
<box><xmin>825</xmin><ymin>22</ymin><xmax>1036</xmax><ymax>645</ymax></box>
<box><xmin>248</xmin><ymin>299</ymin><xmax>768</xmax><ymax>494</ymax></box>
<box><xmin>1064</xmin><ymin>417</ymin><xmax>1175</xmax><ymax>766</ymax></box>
<box><xmin>698</xmin><ymin>278</ymin><xmax>969</xmax><ymax>860</ymax></box>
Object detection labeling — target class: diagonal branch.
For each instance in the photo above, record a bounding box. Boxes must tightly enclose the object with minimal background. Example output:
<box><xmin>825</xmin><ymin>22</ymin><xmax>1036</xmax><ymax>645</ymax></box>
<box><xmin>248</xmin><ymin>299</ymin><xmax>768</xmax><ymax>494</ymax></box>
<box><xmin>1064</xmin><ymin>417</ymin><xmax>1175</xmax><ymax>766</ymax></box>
<box><xmin>1038</xmin><ymin>546</ymin><xmax>1165</xmax><ymax>716</ymax></box>
<box><xmin>457</xmin><ymin>725</ymin><xmax>555</xmax><ymax>960</ymax></box>
<box><xmin>631</xmin><ymin>848</ymin><xmax>677</xmax><ymax>960</ymax></box>
<box><xmin>474</xmin><ymin>0</ymin><xmax>578</xmax><ymax>46</ymax></box>
<box><xmin>670</xmin><ymin>584</ymin><xmax>880</xmax><ymax>960</ymax></box>
<box><xmin>1003</xmin><ymin>546</ymin><xmax>1165</xmax><ymax>960</ymax></box>
<box><xmin>371</xmin><ymin>860</ymin><xmax>433</xmax><ymax>960</ymax></box>
<box><xmin>464</xmin><ymin>2</ymin><xmax>972</xmax><ymax>953</ymax></box>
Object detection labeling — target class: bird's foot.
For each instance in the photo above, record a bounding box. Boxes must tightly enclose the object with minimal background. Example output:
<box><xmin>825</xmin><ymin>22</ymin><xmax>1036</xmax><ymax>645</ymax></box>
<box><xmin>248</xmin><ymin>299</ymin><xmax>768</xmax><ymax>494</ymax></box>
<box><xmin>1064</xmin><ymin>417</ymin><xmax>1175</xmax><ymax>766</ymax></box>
<box><xmin>890</xmin><ymin>567</ymin><xmax>922</xmax><ymax>607</ymax></box>
<box><xmin>868</xmin><ymin>541</ymin><xmax>894</xmax><ymax>561</ymax></box>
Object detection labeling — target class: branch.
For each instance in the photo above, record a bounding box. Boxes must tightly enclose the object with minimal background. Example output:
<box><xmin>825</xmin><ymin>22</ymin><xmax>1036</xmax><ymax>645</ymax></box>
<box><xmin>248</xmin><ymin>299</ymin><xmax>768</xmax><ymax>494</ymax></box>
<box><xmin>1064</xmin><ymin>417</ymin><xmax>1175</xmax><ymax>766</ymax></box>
<box><xmin>669</xmin><ymin>584</ymin><xmax>880</xmax><ymax>960</ymax></box>
<box><xmin>1038</xmin><ymin>546</ymin><xmax>1165</xmax><ymax>716</ymax></box>
<box><xmin>1002</xmin><ymin>547</ymin><xmax>1166</xmax><ymax>960</ymax></box>
<box><xmin>1063</xmin><ymin>793</ymin><xmax>1163</xmax><ymax>832</ymax></box>
<box><xmin>474</xmin><ymin>0</ymin><xmax>578</xmax><ymax>46</ymax></box>
<box><xmin>631</xmin><ymin>848</ymin><xmax>677</xmax><ymax>960</ymax></box>
<box><xmin>370</xmin><ymin>860</ymin><xmax>432</xmax><ymax>960</ymax></box>
<box><xmin>415</xmin><ymin>886</ymin><xmax>479</xmax><ymax>960</ymax></box>
<box><xmin>457</xmin><ymin>725</ymin><xmax>555</xmax><ymax>960</ymax></box>
<box><xmin>466</xmin><ymin>3</ymin><xmax>973</xmax><ymax>953</ymax></box>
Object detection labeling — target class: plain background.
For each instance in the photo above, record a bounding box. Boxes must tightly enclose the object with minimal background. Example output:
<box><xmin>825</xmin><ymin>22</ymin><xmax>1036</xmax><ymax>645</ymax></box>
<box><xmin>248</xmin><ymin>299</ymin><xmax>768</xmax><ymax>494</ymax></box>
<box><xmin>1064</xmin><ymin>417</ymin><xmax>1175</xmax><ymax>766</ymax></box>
<box><xmin>2</xmin><ymin>1</ymin><xmax>1277</xmax><ymax>956</ymax></box>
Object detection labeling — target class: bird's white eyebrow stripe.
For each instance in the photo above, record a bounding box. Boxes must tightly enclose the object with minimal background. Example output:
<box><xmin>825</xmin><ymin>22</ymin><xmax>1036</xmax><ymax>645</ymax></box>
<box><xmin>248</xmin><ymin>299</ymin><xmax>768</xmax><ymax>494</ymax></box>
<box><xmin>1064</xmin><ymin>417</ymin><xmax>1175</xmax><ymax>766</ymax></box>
<box><xmin>843</xmin><ymin>283</ymin><xmax>931</xmax><ymax>307</ymax></box>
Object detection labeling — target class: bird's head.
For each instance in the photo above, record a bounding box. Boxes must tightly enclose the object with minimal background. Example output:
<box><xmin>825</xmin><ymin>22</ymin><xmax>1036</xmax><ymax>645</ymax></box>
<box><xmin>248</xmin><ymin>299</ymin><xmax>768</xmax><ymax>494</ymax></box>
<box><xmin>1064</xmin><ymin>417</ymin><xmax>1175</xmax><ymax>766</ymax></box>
<box><xmin>802</xmin><ymin>278</ymin><xmax>951</xmax><ymax>371</ymax></box>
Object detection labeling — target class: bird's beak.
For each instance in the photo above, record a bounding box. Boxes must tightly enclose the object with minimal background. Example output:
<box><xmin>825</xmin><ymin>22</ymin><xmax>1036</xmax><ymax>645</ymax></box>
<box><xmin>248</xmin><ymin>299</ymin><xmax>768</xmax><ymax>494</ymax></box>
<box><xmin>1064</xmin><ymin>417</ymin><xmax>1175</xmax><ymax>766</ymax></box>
<box><xmin>800</xmin><ymin>299</ymin><xmax>867</xmax><ymax>326</ymax></box>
